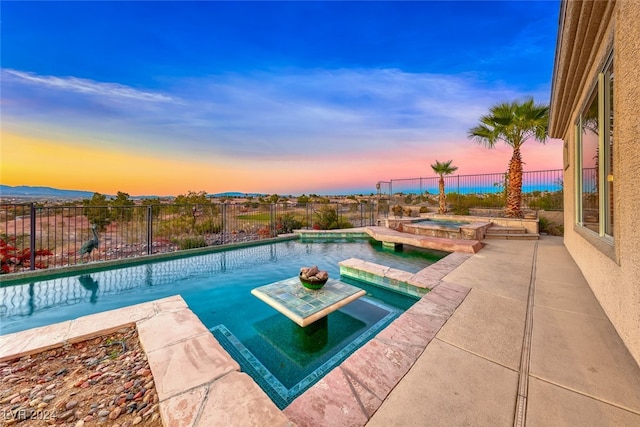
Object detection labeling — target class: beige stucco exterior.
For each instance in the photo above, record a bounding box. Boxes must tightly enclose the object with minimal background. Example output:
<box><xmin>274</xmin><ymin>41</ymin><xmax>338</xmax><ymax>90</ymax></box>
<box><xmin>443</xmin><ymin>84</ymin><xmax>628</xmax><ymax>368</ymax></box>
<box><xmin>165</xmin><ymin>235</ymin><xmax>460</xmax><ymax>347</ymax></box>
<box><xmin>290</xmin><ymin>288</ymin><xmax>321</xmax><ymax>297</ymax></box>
<box><xmin>549</xmin><ymin>0</ymin><xmax>640</xmax><ymax>365</ymax></box>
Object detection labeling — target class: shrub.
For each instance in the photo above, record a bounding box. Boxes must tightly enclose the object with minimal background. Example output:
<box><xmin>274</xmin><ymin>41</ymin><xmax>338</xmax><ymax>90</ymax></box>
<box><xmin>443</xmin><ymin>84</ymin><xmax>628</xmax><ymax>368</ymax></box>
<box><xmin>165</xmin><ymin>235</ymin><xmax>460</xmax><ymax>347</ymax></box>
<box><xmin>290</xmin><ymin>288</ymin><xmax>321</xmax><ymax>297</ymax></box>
<box><xmin>276</xmin><ymin>213</ymin><xmax>302</xmax><ymax>234</ymax></box>
<box><xmin>391</xmin><ymin>205</ymin><xmax>403</xmax><ymax>217</ymax></box>
<box><xmin>538</xmin><ymin>216</ymin><xmax>552</xmax><ymax>233</ymax></box>
<box><xmin>538</xmin><ymin>215</ymin><xmax>564</xmax><ymax>236</ymax></box>
<box><xmin>451</xmin><ymin>205</ymin><xmax>470</xmax><ymax>215</ymax></box>
<box><xmin>173</xmin><ymin>236</ymin><xmax>207</xmax><ymax>250</ymax></box>
<box><xmin>419</xmin><ymin>206</ymin><xmax>429</xmax><ymax>213</ymax></box>
<box><xmin>195</xmin><ymin>219</ymin><xmax>222</xmax><ymax>234</ymax></box>
<box><xmin>313</xmin><ymin>205</ymin><xmax>353</xmax><ymax>230</ymax></box>
<box><xmin>1</xmin><ymin>237</ymin><xmax>52</xmax><ymax>273</ymax></box>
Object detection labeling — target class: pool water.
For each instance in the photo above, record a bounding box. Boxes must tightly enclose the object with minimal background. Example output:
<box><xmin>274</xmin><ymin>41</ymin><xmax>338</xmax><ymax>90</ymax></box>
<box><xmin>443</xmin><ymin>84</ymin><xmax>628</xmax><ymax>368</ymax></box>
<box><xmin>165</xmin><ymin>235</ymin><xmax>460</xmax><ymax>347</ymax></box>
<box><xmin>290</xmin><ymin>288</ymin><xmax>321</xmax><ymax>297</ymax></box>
<box><xmin>415</xmin><ymin>219</ymin><xmax>470</xmax><ymax>228</ymax></box>
<box><xmin>0</xmin><ymin>239</ymin><xmax>446</xmax><ymax>407</ymax></box>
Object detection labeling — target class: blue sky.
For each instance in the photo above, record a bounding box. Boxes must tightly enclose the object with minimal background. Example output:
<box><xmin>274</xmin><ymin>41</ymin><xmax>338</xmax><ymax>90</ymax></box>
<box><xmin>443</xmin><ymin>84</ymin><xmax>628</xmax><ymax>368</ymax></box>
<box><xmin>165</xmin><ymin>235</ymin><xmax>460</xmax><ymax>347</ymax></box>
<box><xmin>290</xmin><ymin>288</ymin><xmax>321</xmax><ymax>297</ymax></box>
<box><xmin>1</xmin><ymin>1</ymin><xmax>562</xmax><ymax>196</ymax></box>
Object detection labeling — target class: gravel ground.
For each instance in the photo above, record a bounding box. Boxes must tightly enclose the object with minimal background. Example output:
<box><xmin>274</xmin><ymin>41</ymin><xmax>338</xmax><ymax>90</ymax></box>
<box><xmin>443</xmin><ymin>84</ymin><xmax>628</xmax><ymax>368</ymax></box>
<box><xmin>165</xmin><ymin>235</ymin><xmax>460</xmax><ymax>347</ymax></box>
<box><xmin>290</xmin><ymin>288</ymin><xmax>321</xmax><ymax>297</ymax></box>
<box><xmin>0</xmin><ymin>326</ymin><xmax>162</xmax><ymax>426</ymax></box>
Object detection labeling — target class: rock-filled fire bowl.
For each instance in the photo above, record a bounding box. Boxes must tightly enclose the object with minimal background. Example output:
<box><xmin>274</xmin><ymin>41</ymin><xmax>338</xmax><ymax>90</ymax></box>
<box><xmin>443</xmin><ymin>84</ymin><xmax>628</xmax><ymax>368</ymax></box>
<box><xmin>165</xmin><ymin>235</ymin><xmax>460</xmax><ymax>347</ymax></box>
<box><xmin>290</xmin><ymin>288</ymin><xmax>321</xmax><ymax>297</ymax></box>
<box><xmin>299</xmin><ymin>265</ymin><xmax>329</xmax><ymax>290</ymax></box>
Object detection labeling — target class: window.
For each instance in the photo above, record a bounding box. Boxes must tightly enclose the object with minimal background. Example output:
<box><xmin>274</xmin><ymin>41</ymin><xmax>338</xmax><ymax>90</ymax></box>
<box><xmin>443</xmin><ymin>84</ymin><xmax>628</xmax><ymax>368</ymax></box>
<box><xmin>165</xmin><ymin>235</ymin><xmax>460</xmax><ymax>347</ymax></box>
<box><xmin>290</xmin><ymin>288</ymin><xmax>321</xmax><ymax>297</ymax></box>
<box><xmin>575</xmin><ymin>54</ymin><xmax>614</xmax><ymax>242</ymax></box>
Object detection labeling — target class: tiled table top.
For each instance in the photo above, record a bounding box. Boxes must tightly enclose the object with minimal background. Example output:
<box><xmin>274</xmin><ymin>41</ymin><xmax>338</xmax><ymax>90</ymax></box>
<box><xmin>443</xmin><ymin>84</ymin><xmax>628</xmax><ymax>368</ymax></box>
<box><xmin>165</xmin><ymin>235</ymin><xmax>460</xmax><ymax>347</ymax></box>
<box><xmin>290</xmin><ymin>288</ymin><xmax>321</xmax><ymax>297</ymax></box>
<box><xmin>251</xmin><ymin>277</ymin><xmax>366</xmax><ymax>327</ymax></box>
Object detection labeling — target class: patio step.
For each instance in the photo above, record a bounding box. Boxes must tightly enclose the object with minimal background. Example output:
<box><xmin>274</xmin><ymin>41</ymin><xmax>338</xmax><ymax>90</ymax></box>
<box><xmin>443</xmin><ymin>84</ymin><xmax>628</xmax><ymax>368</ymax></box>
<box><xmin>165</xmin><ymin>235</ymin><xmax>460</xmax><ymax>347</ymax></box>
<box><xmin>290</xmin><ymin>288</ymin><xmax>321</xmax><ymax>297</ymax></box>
<box><xmin>484</xmin><ymin>225</ymin><xmax>539</xmax><ymax>240</ymax></box>
<box><xmin>486</xmin><ymin>225</ymin><xmax>527</xmax><ymax>234</ymax></box>
<box><xmin>484</xmin><ymin>232</ymin><xmax>539</xmax><ymax>240</ymax></box>
<box><xmin>364</xmin><ymin>226</ymin><xmax>483</xmax><ymax>253</ymax></box>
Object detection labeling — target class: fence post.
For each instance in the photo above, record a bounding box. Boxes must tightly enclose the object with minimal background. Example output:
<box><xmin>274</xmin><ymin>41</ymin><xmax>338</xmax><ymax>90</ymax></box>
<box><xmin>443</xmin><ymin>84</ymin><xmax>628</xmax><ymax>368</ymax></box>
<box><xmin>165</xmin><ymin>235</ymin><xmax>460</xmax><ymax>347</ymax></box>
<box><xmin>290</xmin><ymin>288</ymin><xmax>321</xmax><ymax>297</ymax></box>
<box><xmin>30</xmin><ymin>203</ymin><xmax>36</xmax><ymax>270</ymax></box>
<box><xmin>221</xmin><ymin>204</ymin><xmax>226</xmax><ymax>244</ymax></box>
<box><xmin>270</xmin><ymin>204</ymin><xmax>275</xmax><ymax>236</ymax></box>
<box><xmin>146</xmin><ymin>206</ymin><xmax>153</xmax><ymax>255</ymax></box>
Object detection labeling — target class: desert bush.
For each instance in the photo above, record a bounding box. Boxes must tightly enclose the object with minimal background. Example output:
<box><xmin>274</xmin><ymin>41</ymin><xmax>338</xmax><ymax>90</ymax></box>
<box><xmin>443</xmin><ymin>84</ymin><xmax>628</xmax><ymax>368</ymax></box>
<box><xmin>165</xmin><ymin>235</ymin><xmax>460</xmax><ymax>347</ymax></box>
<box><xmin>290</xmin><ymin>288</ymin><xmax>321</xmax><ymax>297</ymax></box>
<box><xmin>538</xmin><ymin>215</ymin><xmax>564</xmax><ymax>236</ymax></box>
<box><xmin>419</xmin><ymin>206</ymin><xmax>429</xmax><ymax>213</ymax></box>
<box><xmin>391</xmin><ymin>205</ymin><xmax>403</xmax><ymax>217</ymax></box>
<box><xmin>276</xmin><ymin>213</ymin><xmax>303</xmax><ymax>234</ymax></box>
<box><xmin>313</xmin><ymin>205</ymin><xmax>353</xmax><ymax>230</ymax></box>
<box><xmin>195</xmin><ymin>218</ymin><xmax>222</xmax><ymax>234</ymax></box>
<box><xmin>173</xmin><ymin>236</ymin><xmax>207</xmax><ymax>250</ymax></box>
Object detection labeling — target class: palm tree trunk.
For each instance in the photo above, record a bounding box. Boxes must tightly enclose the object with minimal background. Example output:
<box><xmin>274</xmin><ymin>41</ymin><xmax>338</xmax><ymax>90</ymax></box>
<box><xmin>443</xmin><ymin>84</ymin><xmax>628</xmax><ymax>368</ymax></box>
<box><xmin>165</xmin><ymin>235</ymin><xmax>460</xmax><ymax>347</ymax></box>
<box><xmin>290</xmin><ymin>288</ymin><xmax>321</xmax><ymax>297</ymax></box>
<box><xmin>505</xmin><ymin>147</ymin><xmax>523</xmax><ymax>217</ymax></box>
<box><xmin>439</xmin><ymin>177</ymin><xmax>446</xmax><ymax>214</ymax></box>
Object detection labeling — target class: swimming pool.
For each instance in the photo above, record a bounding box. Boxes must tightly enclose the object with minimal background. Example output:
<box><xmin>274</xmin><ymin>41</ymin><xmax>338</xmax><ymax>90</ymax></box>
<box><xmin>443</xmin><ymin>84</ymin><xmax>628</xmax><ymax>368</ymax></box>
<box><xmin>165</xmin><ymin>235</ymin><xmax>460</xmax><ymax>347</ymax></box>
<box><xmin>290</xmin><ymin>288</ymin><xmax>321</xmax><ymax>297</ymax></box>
<box><xmin>0</xmin><ymin>239</ymin><xmax>447</xmax><ymax>407</ymax></box>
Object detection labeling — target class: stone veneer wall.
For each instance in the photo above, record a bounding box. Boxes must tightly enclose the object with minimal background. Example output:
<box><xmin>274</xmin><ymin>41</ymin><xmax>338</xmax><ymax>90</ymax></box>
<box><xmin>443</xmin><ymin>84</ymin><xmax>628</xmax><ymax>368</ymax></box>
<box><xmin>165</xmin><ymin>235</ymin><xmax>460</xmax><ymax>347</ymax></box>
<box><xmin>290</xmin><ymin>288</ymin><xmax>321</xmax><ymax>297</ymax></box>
<box><xmin>549</xmin><ymin>0</ymin><xmax>640</xmax><ymax>365</ymax></box>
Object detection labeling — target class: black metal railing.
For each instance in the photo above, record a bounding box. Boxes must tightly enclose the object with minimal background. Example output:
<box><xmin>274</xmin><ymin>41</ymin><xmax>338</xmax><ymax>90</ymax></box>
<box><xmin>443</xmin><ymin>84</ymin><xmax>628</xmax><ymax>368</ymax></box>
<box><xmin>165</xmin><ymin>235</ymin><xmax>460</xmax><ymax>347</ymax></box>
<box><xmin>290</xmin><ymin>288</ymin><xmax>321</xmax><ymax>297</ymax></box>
<box><xmin>0</xmin><ymin>201</ymin><xmax>377</xmax><ymax>274</ymax></box>
<box><xmin>377</xmin><ymin>169</ymin><xmax>565</xmax><ymax>217</ymax></box>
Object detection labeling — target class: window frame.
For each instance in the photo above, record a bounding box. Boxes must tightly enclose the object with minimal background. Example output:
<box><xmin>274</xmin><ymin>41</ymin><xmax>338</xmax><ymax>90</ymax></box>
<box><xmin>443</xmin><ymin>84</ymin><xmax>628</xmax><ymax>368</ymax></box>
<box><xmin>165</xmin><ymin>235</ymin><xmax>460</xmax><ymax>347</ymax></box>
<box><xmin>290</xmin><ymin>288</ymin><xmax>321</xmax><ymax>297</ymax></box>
<box><xmin>574</xmin><ymin>51</ymin><xmax>614</xmax><ymax>250</ymax></box>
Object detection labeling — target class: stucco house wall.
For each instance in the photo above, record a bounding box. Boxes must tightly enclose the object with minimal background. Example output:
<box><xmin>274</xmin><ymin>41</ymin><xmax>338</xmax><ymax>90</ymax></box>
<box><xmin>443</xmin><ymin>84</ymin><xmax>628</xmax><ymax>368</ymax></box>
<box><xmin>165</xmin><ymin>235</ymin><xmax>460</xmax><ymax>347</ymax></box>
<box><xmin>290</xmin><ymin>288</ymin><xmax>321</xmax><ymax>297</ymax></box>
<box><xmin>549</xmin><ymin>0</ymin><xmax>640</xmax><ymax>365</ymax></box>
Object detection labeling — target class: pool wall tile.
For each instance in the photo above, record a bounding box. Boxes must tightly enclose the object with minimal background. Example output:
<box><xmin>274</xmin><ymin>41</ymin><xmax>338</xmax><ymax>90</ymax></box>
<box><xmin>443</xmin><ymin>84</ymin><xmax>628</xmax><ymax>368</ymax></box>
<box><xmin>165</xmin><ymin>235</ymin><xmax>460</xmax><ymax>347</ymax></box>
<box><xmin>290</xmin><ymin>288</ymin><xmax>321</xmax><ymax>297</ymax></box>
<box><xmin>339</xmin><ymin>259</ymin><xmax>429</xmax><ymax>296</ymax></box>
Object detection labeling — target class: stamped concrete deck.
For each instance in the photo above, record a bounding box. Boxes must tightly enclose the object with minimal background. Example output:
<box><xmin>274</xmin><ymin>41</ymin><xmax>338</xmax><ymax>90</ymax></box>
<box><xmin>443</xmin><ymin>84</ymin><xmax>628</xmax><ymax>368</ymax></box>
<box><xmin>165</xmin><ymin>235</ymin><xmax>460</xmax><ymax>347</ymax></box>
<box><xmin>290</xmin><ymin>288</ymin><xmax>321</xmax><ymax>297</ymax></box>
<box><xmin>367</xmin><ymin>236</ymin><xmax>640</xmax><ymax>426</ymax></box>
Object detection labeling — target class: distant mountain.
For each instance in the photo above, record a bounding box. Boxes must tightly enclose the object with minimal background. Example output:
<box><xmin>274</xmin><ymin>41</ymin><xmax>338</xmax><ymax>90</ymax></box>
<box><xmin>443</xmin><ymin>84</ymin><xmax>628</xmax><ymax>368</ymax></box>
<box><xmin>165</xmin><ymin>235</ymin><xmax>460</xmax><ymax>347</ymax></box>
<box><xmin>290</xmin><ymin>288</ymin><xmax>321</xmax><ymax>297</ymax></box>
<box><xmin>211</xmin><ymin>192</ymin><xmax>265</xmax><ymax>197</ymax></box>
<box><xmin>0</xmin><ymin>185</ymin><xmax>266</xmax><ymax>200</ymax></box>
<box><xmin>0</xmin><ymin>185</ymin><xmax>98</xmax><ymax>199</ymax></box>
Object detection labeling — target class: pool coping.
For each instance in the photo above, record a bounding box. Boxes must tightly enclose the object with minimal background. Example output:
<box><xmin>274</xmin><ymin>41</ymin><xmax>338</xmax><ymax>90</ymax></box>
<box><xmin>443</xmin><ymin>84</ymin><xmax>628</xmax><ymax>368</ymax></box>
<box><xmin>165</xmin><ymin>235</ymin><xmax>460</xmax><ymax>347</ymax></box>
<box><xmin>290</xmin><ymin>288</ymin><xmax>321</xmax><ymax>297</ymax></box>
<box><xmin>0</xmin><ymin>295</ymin><xmax>292</xmax><ymax>426</ymax></box>
<box><xmin>0</xmin><ymin>251</ymin><xmax>472</xmax><ymax>426</ymax></box>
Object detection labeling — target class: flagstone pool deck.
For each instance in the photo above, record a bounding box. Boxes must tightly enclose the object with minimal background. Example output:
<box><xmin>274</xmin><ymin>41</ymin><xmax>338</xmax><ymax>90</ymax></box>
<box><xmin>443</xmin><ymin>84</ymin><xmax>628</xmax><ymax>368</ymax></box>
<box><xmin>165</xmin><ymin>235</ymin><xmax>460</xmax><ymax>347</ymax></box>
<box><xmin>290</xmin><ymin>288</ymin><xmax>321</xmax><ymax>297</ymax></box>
<box><xmin>2</xmin><ymin>236</ymin><xmax>640</xmax><ymax>426</ymax></box>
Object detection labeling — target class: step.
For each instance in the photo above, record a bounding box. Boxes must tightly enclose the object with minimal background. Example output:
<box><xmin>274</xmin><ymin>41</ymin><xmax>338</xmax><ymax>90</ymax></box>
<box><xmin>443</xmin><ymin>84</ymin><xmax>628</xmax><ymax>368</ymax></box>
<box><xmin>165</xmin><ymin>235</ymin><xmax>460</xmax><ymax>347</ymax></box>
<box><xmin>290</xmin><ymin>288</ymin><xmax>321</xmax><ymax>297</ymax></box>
<box><xmin>364</xmin><ymin>226</ymin><xmax>483</xmax><ymax>253</ymax></box>
<box><xmin>484</xmin><ymin>232</ymin><xmax>539</xmax><ymax>240</ymax></box>
<box><xmin>487</xmin><ymin>225</ymin><xmax>527</xmax><ymax>234</ymax></box>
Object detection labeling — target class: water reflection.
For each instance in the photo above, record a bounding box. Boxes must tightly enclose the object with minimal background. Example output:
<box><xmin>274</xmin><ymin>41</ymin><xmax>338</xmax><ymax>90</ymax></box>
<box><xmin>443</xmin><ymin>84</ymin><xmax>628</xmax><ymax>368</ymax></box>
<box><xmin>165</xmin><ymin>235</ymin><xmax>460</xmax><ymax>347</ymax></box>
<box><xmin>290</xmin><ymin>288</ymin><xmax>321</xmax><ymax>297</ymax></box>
<box><xmin>0</xmin><ymin>244</ymin><xmax>282</xmax><ymax>321</ymax></box>
<box><xmin>78</xmin><ymin>275</ymin><xmax>100</xmax><ymax>304</ymax></box>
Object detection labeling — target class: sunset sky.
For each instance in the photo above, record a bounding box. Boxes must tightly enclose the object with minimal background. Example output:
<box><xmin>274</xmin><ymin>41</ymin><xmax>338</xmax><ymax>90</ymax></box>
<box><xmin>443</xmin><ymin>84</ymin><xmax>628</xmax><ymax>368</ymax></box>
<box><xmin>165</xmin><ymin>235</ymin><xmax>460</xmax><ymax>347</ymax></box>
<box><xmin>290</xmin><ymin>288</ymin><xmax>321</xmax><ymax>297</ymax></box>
<box><xmin>1</xmin><ymin>1</ymin><xmax>561</xmax><ymax>196</ymax></box>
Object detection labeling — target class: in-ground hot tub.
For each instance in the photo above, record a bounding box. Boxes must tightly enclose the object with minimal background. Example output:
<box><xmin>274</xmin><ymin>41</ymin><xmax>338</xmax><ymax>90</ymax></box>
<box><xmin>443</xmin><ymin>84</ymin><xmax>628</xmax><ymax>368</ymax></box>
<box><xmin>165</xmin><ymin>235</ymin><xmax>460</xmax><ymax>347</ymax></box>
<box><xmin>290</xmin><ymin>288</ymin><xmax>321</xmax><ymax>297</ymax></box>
<box><xmin>395</xmin><ymin>218</ymin><xmax>492</xmax><ymax>240</ymax></box>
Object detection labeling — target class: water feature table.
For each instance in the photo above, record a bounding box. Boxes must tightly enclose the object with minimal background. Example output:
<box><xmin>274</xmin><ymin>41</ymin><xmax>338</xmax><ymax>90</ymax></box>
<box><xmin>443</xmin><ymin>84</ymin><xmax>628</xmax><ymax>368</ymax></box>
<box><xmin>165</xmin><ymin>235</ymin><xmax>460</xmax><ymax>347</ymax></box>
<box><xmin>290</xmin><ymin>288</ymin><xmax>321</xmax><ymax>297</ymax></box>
<box><xmin>251</xmin><ymin>277</ymin><xmax>366</xmax><ymax>327</ymax></box>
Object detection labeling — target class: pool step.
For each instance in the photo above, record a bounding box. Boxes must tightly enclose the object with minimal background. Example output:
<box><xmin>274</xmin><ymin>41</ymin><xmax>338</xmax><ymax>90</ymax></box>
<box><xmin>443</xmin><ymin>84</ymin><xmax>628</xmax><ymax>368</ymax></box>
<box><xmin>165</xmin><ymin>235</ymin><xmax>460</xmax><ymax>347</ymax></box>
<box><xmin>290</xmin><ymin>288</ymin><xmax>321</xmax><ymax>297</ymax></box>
<box><xmin>364</xmin><ymin>226</ymin><xmax>483</xmax><ymax>253</ymax></box>
<box><xmin>485</xmin><ymin>225</ymin><xmax>539</xmax><ymax>240</ymax></box>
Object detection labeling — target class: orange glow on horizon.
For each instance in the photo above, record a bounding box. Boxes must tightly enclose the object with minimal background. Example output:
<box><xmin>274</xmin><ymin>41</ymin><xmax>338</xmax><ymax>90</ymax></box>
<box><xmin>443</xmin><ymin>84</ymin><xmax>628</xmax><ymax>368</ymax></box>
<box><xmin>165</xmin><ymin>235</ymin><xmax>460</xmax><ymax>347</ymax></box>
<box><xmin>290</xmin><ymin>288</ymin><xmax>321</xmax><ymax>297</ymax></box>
<box><xmin>1</xmin><ymin>131</ymin><xmax>563</xmax><ymax>196</ymax></box>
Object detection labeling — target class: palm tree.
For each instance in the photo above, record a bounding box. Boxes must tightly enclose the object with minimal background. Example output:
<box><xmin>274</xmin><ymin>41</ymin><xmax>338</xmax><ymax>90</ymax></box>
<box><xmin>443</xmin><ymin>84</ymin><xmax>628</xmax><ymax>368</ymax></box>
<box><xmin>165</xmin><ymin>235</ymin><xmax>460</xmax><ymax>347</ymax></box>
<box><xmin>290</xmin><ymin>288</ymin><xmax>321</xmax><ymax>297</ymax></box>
<box><xmin>468</xmin><ymin>97</ymin><xmax>549</xmax><ymax>218</ymax></box>
<box><xmin>431</xmin><ymin>160</ymin><xmax>458</xmax><ymax>214</ymax></box>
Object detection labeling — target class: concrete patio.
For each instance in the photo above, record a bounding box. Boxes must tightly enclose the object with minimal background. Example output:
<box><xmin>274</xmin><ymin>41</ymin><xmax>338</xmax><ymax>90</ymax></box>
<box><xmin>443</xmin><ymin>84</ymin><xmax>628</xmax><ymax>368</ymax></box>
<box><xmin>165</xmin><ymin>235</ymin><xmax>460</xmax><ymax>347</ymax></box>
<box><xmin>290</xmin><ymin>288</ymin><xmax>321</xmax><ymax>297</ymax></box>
<box><xmin>366</xmin><ymin>236</ymin><xmax>640</xmax><ymax>426</ymax></box>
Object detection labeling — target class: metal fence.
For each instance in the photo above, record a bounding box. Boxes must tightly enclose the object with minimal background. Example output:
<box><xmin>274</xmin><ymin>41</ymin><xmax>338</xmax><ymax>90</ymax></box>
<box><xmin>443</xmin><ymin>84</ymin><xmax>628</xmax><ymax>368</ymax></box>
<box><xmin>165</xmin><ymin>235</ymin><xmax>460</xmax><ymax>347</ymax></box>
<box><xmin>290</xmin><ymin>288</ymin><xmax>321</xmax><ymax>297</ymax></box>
<box><xmin>377</xmin><ymin>169</ymin><xmax>564</xmax><ymax>216</ymax></box>
<box><xmin>0</xmin><ymin>202</ymin><xmax>376</xmax><ymax>274</ymax></box>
